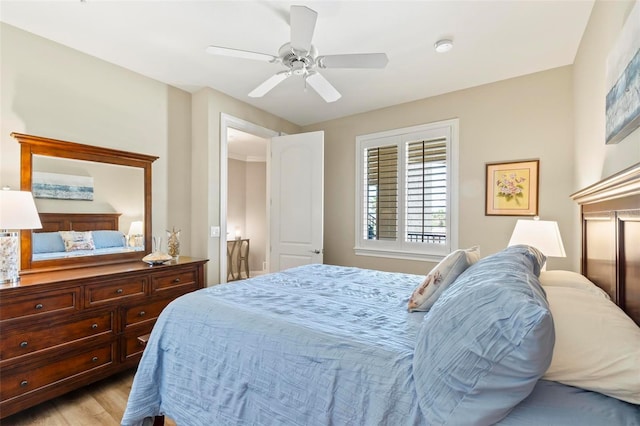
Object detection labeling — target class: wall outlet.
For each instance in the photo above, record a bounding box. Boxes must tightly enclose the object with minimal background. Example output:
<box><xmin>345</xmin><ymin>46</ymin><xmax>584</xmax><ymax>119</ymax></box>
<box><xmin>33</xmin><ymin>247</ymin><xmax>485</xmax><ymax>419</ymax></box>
<box><xmin>210</xmin><ymin>226</ymin><xmax>220</xmax><ymax>238</ymax></box>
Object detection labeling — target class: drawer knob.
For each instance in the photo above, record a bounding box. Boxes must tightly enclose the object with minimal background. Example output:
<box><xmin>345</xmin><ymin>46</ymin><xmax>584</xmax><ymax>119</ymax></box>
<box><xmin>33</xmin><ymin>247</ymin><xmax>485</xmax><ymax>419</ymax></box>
<box><xmin>116</xmin><ymin>288</ymin><xmax>124</xmax><ymax>294</ymax></box>
<box><xmin>173</xmin><ymin>278</ymin><xmax>181</xmax><ymax>283</ymax></box>
<box><xmin>34</xmin><ymin>303</ymin><xmax>43</xmax><ymax>310</ymax></box>
<box><xmin>20</xmin><ymin>341</ymin><xmax>28</xmax><ymax>348</ymax></box>
<box><xmin>91</xmin><ymin>356</ymin><xmax>98</xmax><ymax>362</ymax></box>
<box><xmin>138</xmin><ymin>311</ymin><xmax>146</xmax><ymax>317</ymax></box>
<box><xmin>20</xmin><ymin>380</ymin><xmax>28</xmax><ymax>387</ymax></box>
<box><xmin>91</xmin><ymin>323</ymin><xmax>98</xmax><ymax>329</ymax></box>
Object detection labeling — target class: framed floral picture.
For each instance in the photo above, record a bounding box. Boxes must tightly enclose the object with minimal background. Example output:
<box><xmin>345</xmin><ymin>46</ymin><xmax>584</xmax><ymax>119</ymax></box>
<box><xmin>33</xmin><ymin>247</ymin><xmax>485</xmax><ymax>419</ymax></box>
<box><xmin>485</xmin><ymin>160</ymin><xmax>539</xmax><ymax>216</ymax></box>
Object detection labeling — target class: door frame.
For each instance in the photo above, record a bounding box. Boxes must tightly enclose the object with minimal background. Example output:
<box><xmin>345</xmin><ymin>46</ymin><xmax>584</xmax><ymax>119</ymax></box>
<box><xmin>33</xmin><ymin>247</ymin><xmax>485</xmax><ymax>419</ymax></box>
<box><xmin>219</xmin><ymin>113</ymin><xmax>279</xmax><ymax>284</ymax></box>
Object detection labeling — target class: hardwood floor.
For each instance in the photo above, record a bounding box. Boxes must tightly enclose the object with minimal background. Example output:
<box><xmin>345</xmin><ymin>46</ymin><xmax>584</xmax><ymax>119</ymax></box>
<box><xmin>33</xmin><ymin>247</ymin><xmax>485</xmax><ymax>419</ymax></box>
<box><xmin>1</xmin><ymin>369</ymin><xmax>176</xmax><ymax>426</ymax></box>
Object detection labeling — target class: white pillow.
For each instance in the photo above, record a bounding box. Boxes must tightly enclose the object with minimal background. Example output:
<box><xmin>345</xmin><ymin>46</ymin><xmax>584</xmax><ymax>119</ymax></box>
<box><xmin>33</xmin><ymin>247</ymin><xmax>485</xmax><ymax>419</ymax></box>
<box><xmin>543</xmin><ymin>286</ymin><xmax>640</xmax><ymax>404</ymax></box>
<box><xmin>407</xmin><ymin>246</ymin><xmax>480</xmax><ymax>312</ymax></box>
<box><xmin>59</xmin><ymin>231</ymin><xmax>95</xmax><ymax>252</ymax></box>
<box><xmin>539</xmin><ymin>270</ymin><xmax>610</xmax><ymax>299</ymax></box>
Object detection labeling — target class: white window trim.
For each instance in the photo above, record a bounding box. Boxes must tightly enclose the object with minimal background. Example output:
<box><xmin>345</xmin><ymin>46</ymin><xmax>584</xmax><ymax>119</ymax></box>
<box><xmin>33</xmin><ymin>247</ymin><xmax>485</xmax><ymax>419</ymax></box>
<box><xmin>354</xmin><ymin>119</ymin><xmax>459</xmax><ymax>261</ymax></box>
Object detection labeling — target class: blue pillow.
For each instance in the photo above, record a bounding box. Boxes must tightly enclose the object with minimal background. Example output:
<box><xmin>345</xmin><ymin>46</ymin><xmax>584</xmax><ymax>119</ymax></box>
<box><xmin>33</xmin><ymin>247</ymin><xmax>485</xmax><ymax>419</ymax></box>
<box><xmin>413</xmin><ymin>245</ymin><xmax>554</xmax><ymax>425</ymax></box>
<box><xmin>92</xmin><ymin>230</ymin><xmax>126</xmax><ymax>249</ymax></box>
<box><xmin>32</xmin><ymin>232</ymin><xmax>65</xmax><ymax>254</ymax></box>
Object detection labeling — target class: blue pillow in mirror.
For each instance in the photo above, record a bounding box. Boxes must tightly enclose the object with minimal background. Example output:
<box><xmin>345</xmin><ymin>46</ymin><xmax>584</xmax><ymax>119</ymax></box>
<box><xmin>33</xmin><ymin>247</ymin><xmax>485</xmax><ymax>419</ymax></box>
<box><xmin>92</xmin><ymin>230</ymin><xmax>126</xmax><ymax>249</ymax></box>
<box><xmin>32</xmin><ymin>232</ymin><xmax>65</xmax><ymax>254</ymax></box>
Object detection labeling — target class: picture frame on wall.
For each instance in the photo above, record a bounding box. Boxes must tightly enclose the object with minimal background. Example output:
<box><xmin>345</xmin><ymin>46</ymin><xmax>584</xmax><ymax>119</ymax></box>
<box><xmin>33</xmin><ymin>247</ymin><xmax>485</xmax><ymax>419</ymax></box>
<box><xmin>605</xmin><ymin>0</ymin><xmax>639</xmax><ymax>145</ymax></box>
<box><xmin>485</xmin><ymin>160</ymin><xmax>539</xmax><ymax>216</ymax></box>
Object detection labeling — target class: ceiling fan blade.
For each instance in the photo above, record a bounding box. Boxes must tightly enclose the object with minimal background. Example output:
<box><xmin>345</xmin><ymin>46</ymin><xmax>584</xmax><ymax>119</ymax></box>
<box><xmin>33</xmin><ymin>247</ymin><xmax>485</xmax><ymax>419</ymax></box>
<box><xmin>248</xmin><ymin>71</ymin><xmax>291</xmax><ymax>98</ymax></box>
<box><xmin>206</xmin><ymin>45</ymin><xmax>277</xmax><ymax>62</ymax></box>
<box><xmin>306</xmin><ymin>72</ymin><xmax>341</xmax><ymax>103</ymax></box>
<box><xmin>317</xmin><ymin>53</ymin><xmax>389</xmax><ymax>69</ymax></box>
<box><xmin>290</xmin><ymin>5</ymin><xmax>317</xmax><ymax>52</ymax></box>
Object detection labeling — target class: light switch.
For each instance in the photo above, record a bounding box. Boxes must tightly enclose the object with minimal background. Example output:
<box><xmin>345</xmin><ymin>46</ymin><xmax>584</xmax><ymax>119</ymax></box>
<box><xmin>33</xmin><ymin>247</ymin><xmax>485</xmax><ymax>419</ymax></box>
<box><xmin>210</xmin><ymin>226</ymin><xmax>220</xmax><ymax>237</ymax></box>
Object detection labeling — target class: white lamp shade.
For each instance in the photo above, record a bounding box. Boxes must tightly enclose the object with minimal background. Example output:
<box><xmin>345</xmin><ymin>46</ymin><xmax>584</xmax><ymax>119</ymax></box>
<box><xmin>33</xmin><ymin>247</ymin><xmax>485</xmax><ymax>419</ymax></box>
<box><xmin>508</xmin><ymin>219</ymin><xmax>566</xmax><ymax>257</ymax></box>
<box><xmin>0</xmin><ymin>190</ymin><xmax>42</xmax><ymax>230</ymax></box>
<box><xmin>128</xmin><ymin>221</ymin><xmax>144</xmax><ymax>235</ymax></box>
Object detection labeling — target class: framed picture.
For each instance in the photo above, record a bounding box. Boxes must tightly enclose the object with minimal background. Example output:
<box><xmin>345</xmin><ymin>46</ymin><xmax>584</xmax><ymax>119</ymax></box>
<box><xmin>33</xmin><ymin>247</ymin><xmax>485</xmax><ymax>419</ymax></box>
<box><xmin>485</xmin><ymin>160</ymin><xmax>539</xmax><ymax>216</ymax></box>
<box><xmin>605</xmin><ymin>0</ymin><xmax>639</xmax><ymax>145</ymax></box>
<box><xmin>32</xmin><ymin>171</ymin><xmax>94</xmax><ymax>201</ymax></box>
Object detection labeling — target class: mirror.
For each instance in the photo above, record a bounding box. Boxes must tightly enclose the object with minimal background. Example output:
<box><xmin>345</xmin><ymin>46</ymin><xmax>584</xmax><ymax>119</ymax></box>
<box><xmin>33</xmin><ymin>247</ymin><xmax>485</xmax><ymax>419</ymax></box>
<box><xmin>14</xmin><ymin>132</ymin><xmax>157</xmax><ymax>272</ymax></box>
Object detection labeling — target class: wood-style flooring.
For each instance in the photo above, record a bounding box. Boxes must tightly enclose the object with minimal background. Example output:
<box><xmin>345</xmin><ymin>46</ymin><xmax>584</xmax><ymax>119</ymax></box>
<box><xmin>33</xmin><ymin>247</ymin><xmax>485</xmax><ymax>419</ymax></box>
<box><xmin>1</xmin><ymin>369</ymin><xmax>176</xmax><ymax>426</ymax></box>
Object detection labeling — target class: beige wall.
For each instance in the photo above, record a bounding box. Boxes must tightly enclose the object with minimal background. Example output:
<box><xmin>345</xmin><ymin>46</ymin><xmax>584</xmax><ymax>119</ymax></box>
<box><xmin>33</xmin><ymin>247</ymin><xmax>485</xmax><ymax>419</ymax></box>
<box><xmin>227</xmin><ymin>158</ymin><xmax>267</xmax><ymax>272</ymax></box>
<box><xmin>1</xmin><ymin>23</ymin><xmax>300</xmax><ymax>285</ymax></box>
<box><xmin>572</xmin><ymin>0</ymin><xmax>640</xmax><ymax>268</ymax></box>
<box><xmin>0</xmin><ymin>22</ymin><xmax>187</xmax><ymax>248</ymax></box>
<box><xmin>190</xmin><ymin>87</ymin><xmax>300</xmax><ymax>284</ymax></box>
<box><xmin>573</xmin><ymin>0</ymin><xmax>640</xmax><ymax>189</ymax></box>
<box><xmin>245</xmin><ymin>161</ymin><xmax>267</xmax><ymax>272</ymax></box>
<box><xmin>304</xmin><ymin>67</ymin><xmax>575</xmax><ymax>274</ymax></box>
<box><xmin>227</xmin><ymin>158</ymin><xmax>247</xmax><ymax>239</ymax></box>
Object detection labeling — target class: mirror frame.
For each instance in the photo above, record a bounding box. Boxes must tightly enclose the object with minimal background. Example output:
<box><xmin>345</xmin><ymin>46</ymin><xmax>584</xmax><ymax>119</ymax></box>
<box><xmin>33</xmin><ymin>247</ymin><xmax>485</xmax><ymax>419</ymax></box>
<box><xmin>14</xmin><ymin>132</ymin><xmax>158</xmax><ymax>273</ymax></box>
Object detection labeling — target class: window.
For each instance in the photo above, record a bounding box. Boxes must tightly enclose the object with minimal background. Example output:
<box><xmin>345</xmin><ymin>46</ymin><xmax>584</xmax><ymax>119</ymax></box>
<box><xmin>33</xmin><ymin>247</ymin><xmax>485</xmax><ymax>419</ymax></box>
<box><xmin>355</xmin><ymin>119</ymin><xmax>458</xmax><ymax>261</ymax></box>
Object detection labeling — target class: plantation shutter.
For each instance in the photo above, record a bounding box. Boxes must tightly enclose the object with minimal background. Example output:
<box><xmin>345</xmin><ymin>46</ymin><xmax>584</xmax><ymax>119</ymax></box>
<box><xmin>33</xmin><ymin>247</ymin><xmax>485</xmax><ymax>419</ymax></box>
<box><xmin>406</xmin><ymin>138</ymin><xmax>447</xmax><ymax>244</ymax></box>
<box><xmin>365</xmin><ymin>145</ymin><xmax>398</xmax><ymax>240</ymax></box>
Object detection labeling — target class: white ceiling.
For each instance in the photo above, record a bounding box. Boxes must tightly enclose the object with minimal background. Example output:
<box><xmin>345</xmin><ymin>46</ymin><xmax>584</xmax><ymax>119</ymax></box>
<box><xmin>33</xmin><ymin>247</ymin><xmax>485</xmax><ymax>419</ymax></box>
<box><xmin>228</xmin><ymin>128</ymin><xmax>267</xmax><ymax>160</ymax></box>
<box><xmin>0</xmin><ymin>1</ymin><xmax>594</xmax><ymax>127</ymax></box>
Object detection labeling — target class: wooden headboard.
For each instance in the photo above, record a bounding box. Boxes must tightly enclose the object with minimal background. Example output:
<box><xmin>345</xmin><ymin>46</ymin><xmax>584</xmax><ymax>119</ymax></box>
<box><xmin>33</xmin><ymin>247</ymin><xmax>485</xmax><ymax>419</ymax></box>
<box><xmin>571</xmin><ymin>162</ymin><xmax>640</xmax><ymax>326</ymax></box>
<box><xmin>36</xmin><ymin>212</ymin><xmax>121</xmax><ymax>233</ymax></box>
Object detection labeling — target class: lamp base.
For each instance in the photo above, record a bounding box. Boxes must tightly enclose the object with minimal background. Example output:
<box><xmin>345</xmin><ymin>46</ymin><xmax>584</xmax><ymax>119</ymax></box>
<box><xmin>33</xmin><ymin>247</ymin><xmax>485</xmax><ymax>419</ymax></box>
<box><xmin>0</xmin><ymin>231</ymin><xmax>20</xmax><ymax>284</ymax></box>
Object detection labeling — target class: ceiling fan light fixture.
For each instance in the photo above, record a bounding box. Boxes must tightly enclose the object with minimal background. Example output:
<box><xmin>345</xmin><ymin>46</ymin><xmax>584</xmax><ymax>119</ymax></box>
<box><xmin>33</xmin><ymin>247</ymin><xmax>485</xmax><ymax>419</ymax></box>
<box><xmin>434</xmin><ymin>39</ymin><xmax>453</xmax><ymax>53</ymax></box>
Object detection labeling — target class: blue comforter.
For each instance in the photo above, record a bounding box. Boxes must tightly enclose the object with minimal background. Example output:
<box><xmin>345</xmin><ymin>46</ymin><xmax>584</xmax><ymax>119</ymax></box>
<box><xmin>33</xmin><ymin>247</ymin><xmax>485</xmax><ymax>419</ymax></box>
<box><xmin>122</xmin><ymin>263</ymin><xmax>639</xmax><ymax>425</ymax></box>
<box><xmin>122</xmin><ymin>264</ymin><xmax>427</xmax><ymax>425</ymax></box>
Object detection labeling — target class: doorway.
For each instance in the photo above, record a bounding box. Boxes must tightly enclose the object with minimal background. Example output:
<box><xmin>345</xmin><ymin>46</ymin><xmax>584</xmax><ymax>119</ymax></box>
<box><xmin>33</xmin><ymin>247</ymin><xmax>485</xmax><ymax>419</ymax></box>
<box><xmin>220</xmin><ymin>114</ymin><xmax>278</xmax><ymax>283</ymax></box>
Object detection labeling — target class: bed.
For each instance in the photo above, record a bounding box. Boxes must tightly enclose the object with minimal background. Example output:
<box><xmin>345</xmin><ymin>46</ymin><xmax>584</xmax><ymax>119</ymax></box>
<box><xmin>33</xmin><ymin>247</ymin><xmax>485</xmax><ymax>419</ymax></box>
<box><xmin>122</xmin><ymin>164</ymin><xmax>640</xmax><ymax>426</ymax></box>
<box><xmin>31</xmin><ymin>212</ymin><xmax>142</xmax><ymax>261</ymax></box>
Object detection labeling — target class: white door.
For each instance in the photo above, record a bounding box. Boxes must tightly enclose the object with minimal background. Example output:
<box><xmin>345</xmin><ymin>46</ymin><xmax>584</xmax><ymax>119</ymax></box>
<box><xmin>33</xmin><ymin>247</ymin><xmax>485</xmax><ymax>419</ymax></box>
<box><xmin>269</xmin><ymin>131</ymin><xmax>324</xmax><ymax>272</ymax></box>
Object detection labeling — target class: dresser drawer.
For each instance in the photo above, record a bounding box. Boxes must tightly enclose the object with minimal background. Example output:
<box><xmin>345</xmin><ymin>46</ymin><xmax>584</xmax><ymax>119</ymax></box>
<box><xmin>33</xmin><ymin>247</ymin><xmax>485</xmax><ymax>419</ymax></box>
<box><xmin>121</xmin><ymin>324</ymin><xmax>154</xmax><ymax>361</ymax></box>
<box><xmin>85</xmin><ymin>276</ymin><xmax>147</xmax><ymax>307</ymax></box>
<box><xmin>0</xmin><ymin>288</ymin><xmax>80</xmax><ymax>322</ymax></box>
<box><xmin>0</xmin><ymin>343</ymin><xmax>114</xmax><ymax>401</ymax></box>
<box><xmin>123</xmin><ymin>298</ymin><xmax>173</xmax><ymax>328</ymax></box>
<box><xmin>151</xmin><ymin>268</ymin><xmax>198</xmax><ymax>294</ymax></box>
<box><xmin>0</xmin><ymin>312</ymin><xmax>114</xmax><ymax>361</ymax></box>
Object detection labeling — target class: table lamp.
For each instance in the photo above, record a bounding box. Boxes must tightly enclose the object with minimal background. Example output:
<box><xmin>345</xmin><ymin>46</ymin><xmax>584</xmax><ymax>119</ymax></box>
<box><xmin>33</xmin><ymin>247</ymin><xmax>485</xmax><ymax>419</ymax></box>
<box><xmin>508</xmin><ymin>217</ymin><xmax>566</xmax><ymax>270</ymax></box>
<box><xmin>128</xmin><ymin>221</ymin><xmax>144</xmax><ymax>248</ymax></box>
<box><xmin>0</xmin><ymin>188</ymin><xmax>42</xmax><ymax>284</ymax></box>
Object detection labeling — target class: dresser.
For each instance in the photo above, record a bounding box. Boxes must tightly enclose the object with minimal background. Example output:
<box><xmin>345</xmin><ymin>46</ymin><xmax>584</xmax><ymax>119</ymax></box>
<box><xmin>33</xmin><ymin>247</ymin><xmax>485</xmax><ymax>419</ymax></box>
<box><xmin>0</xmin><ymin>257</ymin><xmax>207</xmax><ymax>418</ymax></box>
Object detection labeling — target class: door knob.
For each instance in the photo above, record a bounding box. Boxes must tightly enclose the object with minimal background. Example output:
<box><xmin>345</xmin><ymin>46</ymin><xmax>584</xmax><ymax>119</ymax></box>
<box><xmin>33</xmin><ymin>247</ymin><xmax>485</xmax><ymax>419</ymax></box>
<box><xmin>309</xmin><ymin>249</ymin><xmax>321</xmax><ymax>254</ymax></box>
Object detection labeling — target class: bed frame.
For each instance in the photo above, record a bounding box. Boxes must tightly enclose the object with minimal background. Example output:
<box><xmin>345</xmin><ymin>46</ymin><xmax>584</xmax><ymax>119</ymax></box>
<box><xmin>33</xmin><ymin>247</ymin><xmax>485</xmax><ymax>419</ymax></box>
<box><xmin>35</xmin><ymin>212</ymin><xmax>121</xmax><ymax>233</ymax></box>
<box><xmin>571</xmin><ymin>162</ymin><xmax>640</xmax><ymax>326</ymax></box>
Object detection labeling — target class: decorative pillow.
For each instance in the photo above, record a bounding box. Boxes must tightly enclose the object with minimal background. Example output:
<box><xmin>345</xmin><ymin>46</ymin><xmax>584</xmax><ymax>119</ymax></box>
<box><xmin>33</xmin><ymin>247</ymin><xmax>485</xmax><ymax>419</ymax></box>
<box><xmin>407</xmin><ymin>245</ymin><xmax>480</xmax><ymax>312</ymax></box>
<box><xmin>413</xmin><ymin>245</ymin><xmax>554</xmax><ymax>425</ymax></box>
<box><xmin>539</xmin><ymin>270</ymin><xmax>610</xmax><ymax>299</ymax></box>
<box><xmin>543</xmin><ymin>286</ymin><xmax>640</xmax><ymax>404</ymax></box>
<box><xmin>59</xmin><ymin>231</ymin><xmax>95</xmax><ymax>252</ymax></box>
<box><xmin>92</xmin><ymin>230</ymin><xmax>126</xmax><ymax>249</ymax></box>
<box><xmin>32</xmin><ymin>232</ymin><xmax>65</xmax><ymax>254</ymax></box>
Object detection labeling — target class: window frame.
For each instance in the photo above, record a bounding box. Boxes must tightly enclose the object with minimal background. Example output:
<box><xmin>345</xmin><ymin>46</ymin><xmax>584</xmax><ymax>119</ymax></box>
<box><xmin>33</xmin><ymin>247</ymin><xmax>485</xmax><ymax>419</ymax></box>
<box><xmin>354</xmin><ymin>119</ymin><xmax>459</xmax><ymax>261</ymax></box>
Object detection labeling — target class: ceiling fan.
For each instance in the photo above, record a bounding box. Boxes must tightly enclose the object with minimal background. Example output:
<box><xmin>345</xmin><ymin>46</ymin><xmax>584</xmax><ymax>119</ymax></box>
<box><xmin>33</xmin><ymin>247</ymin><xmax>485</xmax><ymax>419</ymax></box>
<box><xmin>206</xmin><ymin>5</ymin><xmax>388</xmax><ymax>103</ymax></box>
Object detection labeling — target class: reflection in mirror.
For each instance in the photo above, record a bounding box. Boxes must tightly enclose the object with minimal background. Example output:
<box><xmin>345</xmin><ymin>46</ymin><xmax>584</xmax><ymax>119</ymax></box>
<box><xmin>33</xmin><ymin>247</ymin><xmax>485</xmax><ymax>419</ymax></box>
<box><xmin>14</xmin><ymin>132</ymin><xmax>157</xmax><ymax>273</ymax></box>
<box><xmin>31</xmin><ymin>155</ymin><xmax>145</xmax><ymax>262</ymax></box>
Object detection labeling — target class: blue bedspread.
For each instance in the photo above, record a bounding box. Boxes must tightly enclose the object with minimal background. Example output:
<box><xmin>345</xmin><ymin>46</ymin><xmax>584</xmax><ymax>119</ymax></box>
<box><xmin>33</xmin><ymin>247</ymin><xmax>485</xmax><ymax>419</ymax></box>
<box><xmin>122</xmin><ymin>264</ymin><xmax>640</xmax><ymax>426</ymax></box>
<box><xmin>122</xmin><ymin>264</ymin><xmax>427</xmax><ymax>425</ymax></box>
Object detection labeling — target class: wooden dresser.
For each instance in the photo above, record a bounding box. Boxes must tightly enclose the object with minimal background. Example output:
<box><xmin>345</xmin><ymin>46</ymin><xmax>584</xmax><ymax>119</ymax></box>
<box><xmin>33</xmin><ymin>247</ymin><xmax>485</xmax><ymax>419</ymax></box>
<box><xmin>0</xmin><ymin>257</ymin><xmax>207</xmax><ymax>418</ymax></box>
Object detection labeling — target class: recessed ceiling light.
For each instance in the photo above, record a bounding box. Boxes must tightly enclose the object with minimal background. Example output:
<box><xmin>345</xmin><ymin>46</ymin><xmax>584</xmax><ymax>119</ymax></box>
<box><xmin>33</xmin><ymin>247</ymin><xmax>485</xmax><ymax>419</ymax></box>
<box><xmin>434</xmin><ymin>39</ymin><xmax>453</xmax><ymax>53</ymax></box>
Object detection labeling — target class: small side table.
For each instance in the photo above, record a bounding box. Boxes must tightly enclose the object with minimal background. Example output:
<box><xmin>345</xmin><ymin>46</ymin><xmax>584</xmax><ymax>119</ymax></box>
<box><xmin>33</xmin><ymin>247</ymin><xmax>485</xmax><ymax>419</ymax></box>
<box><xmin>227</xmin><ymin>238</ymin><xmax>250</xmax><ymax>281</ymax></box>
